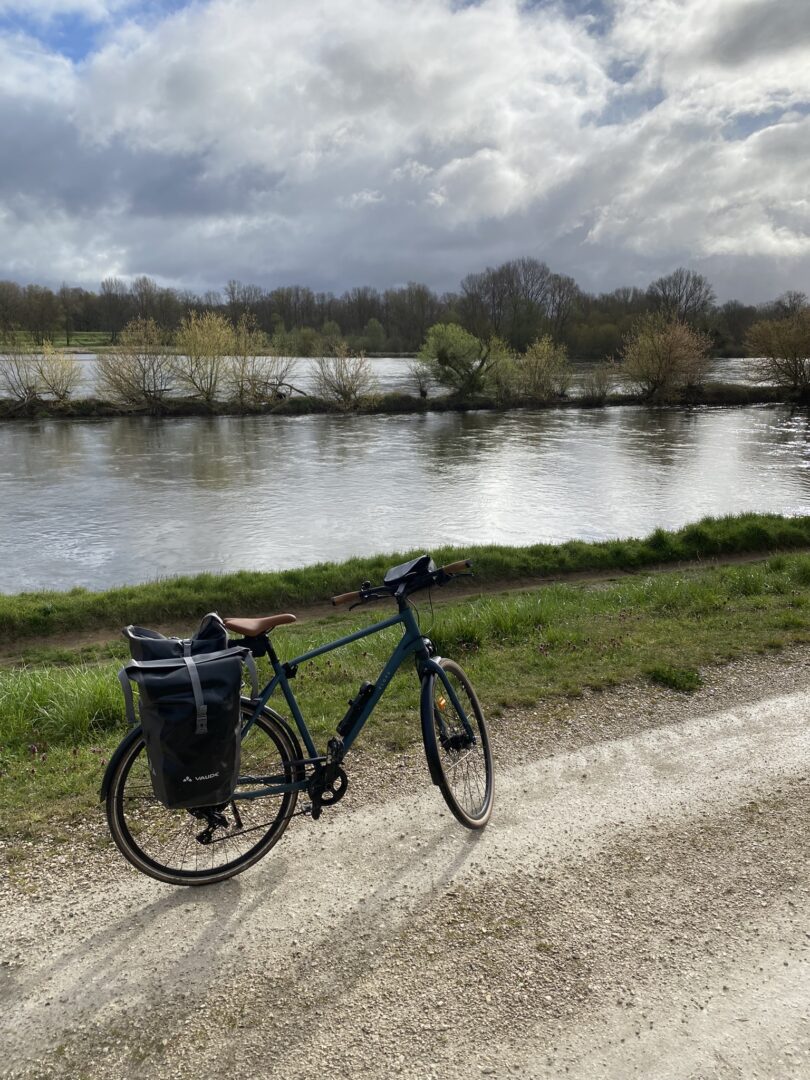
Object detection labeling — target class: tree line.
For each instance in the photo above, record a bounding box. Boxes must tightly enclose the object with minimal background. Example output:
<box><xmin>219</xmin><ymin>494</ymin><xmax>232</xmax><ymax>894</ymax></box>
<box><xmin>0</xmin><ymin>262</ymin><xmax>807</xmax><ymax>357</ymax></box>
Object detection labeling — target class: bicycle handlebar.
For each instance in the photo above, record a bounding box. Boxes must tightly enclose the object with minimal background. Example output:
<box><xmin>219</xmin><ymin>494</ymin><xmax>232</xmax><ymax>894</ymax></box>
<box><xmin>330</xmin><ymin>559</ymin><xmax>472</xmax><ymax>606</ymax></box>
<box><xmin>332</xmin><ymin>590</ymin><xmax>361</xmax><ymax>606</ymax></box>
<box><xmin>441</xmin><ymin>559</ymin><xmax>472</xmax><ymax>575</ymax></box>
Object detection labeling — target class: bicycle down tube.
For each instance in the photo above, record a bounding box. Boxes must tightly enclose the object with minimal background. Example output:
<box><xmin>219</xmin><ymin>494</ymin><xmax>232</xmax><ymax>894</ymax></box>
<box><xmin>240</xmin><ymin>603</ymin><xmax>427</xmax><ymax>777</ymax></box>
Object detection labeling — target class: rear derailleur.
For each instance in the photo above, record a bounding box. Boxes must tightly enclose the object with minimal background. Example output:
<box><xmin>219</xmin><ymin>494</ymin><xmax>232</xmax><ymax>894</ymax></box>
<box><xmin>306</xmin><ymin>736</ymin><xmax>348</xmax><ymax>820</ymax></box>
<box><xmin>188</xmin><ymin>803</ymin><xmax>232</xmax><ymax>845</ymax></box>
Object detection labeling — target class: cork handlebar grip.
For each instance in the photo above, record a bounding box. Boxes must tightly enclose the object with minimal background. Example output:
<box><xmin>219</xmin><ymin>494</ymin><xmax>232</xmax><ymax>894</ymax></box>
<box><xmin>440</xmin><ymin>559</ymin><xmax>472</xmax><ymax>574</ymax></box>
<box><xmin>331</xmin><ymin>590</ymin><xmax>361</xmax><ymax>606</ymax></box>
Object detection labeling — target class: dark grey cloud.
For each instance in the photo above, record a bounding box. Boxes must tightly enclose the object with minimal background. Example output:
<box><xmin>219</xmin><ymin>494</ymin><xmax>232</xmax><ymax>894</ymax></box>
<box><xmin>708</xmin><ymin>0</ymin><xmax>810</xmax><ymax>65</ymax></box>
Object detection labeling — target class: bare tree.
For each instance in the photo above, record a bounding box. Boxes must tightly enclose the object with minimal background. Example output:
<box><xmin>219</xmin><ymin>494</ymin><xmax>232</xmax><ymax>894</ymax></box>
<box><xmin>647</xmin><ymin>268</ymin><xmax>716</xmax><ymax>323</ymax></box>
<box><xmin>747</xmin><ymin>308</ymin><xmax>810</xmax><ymax>392</ymax></box>
<box><xmin>770</xmin><ymin>291</ymin><xmax>808</xmax><ymax>318</ymax></box>
<box><xmin>100</xmin><ymin>277</ymin><xmax>131</xmax><ymax>343</ymax></box>
<box><xmin>227</xmin><ymin>314</ymin><xmax>297</xmax><ymax>408</ymax></box>
<box><xmin>0</xmin><ymin>281</ymin><xmax>22</xmax><ymax>336</ymax></box>
<box><xmin>0</xmin><ymin>332</ymin><xmax>40</xmax><ymax>405</ymax></box>
<box><xmin>95</xmin><ymin>317</ymin><xmax>173</xmax><ymax>412</ymax></box>
<box><xmin>312</xmin><ymin>343</ymin><xmax>377</xmax><ymax>410</ymax></box>
<box><xmin>547</xmin><ymin>273</ymin><xmax>581</xmax><ymax>341</ymax></box>
<box><xmin>33</xmin><ymin>341</ymin><xmax>81</xmax><ymax>402</ymax></box>
<box><xmin>622</xmin><ymin>314</ymin><xmax>711</xmax><ymax>398</ymax></box>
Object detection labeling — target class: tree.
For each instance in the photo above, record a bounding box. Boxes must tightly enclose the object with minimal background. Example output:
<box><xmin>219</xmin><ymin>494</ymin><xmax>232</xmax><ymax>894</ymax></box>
<box><xmin>100</xmin><ymin>278</ymin><xmax>131</xmax><ymax>343</ymax></box>
<box><xmin>361</xmin><ymin>317</ymin><xmax>386</xmax><ymax>353</ymax></box>
<box><xmin>647</xmin><ymin>268</ymin><xmax>715</xmax><ymax>323</ymax></box>
<box><xmin>130</xmin><ymin>275</ymin><xmax>160</xmax><ymax>321</ymax></box>
<box><xmin>0</xmin><ymin>281</ymin><xmax>23</xmax><ymax>336</ymax></box>
<box><xmin>747</xmin><ymin>308</ymin><xmax>810</xmax><ymax>393</ymax></box>
<box><xmin>58</xmin><ymin>284</ymin><xmax>83</xmax><ymax>346</ymax></box>
<box><xmin>622</xmin><ymin>313</ymin><xmax>711</xmax><ymax>398</ymax></box>
<box><xmin>770</xmin><ymin>291</ymin><xmax>808</xmax><ymax>318</ymax></box>
<box><xmin>22</xmin><ymin>284</ymin><xmax>60</xmax><ymax>344</ymax></box>
<box><xmin>546</xmin><ymin>273</ymin><xmax>581</xmax><ymax>341</ymax></box>
<box><xmin>173</xmin><ymin>311</ymin><xmax>233</xmax><ymax>407</ymax></box>
<box><xmin>418</xmin><ymin>323</ymin><xmax>504</xmax><ymax>397</ymax></box>
<box><xmin>95</xmin><ymin>317</ymin><xmax>173</xmax><ymax>412</ymax></box>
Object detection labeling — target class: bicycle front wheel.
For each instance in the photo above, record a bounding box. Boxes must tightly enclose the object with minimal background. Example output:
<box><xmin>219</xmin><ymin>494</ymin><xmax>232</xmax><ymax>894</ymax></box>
<box><xmin>105</xmin><ymin>705</ymin><xmax>301</xmax><ymax>886</ymax></box>
<box><xmin>421</xmin><ymin>657</ymin><xmax>493</xmax><ymax>829</ymax></box>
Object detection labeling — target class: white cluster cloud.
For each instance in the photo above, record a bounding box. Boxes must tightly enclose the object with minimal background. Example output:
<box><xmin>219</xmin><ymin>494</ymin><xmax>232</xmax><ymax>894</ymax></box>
<box><xmin>0</xmin><ymin>0</ymin><xmax>808</xmax><ymax>299</ymax></box>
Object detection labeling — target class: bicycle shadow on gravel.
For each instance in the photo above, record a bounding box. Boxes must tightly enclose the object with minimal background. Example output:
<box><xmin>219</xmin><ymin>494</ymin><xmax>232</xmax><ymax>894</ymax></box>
<box><xmin>3</xmin><ymin>851</ymin><xmax>293</xmax><ymax>1020</ymax></box>
<box><xmin>199</xmin><ymin>823</ymin><xmax>487</xmax><ymax>1066</ymax></box>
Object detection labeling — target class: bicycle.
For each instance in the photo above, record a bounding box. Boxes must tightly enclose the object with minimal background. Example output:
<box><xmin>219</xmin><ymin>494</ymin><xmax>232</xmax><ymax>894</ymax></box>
<box><xmin>102</xmin><ymin>554</ymin><xmax>494</xmax><ymax>885</ymax></box>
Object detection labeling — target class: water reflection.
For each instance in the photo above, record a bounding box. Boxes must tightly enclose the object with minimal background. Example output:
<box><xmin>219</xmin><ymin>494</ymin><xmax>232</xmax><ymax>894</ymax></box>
<box><xmin>2</xmin><ymin>404</ymin><xmax>810</xmax><ymax>593</ymax></box>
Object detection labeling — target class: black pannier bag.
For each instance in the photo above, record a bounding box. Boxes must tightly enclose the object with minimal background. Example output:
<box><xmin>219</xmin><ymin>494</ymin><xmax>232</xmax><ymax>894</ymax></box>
<box><xmin>118</xmin><ymin>646</ymin><xmax>258</xmax><ymax>810</ymax></box>
<box><xmin>122</xmin><ymin>612</ymin><xmax>228</xmax><ymax>661</ymax></box>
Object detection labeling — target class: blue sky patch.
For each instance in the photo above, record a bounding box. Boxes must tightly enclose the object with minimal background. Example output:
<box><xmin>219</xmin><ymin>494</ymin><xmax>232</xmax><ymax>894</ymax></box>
<box><xmin>723</xmin><ymin>102</ymin><xmax>810</xmax><ymax>141</ymax></box>
<box><xmin>0</xmin><ymin>1</ymin><xmax>192</xmax><ymax>61</ymax></box>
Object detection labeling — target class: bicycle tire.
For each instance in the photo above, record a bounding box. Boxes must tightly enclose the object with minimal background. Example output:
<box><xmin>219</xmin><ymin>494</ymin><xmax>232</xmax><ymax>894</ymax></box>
<box><xmin>420</xmin><ymin>657</ymin><xmax>493</xmax><ymax>829</ymax></box>
<box><xmin>106</xmin><ymin>704</ymin><xmax>302</xmax><ymax>886</ymax></box>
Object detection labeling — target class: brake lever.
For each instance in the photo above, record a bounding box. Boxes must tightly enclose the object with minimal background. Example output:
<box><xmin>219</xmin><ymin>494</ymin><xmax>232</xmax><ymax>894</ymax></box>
<box><xmin>349</xmin><ymin>586</ymin><xmax>389</xmax><ymax>611</ymax></box>
<box><xmin>436</xmin><ymin>570</ymin><xmax>475</xmax><ymax>587</ymax></box>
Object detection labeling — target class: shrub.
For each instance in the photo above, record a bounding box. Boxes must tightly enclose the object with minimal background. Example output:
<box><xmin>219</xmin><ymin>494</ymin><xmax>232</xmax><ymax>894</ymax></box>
<box><xmin>95</xmin><ymin>318</ymin><xmax>173</xmax><ymax>412</ymax></box>
<box><xmin>622</xmin><ymin>314</ymin><xmax>711</xmax><ymax>398</ymax></box>
<box><xmin>0</xmin><ymin>333</ymin><xmax>41</xmax><ymax>405</ymax></box>
<box><xmin>747</xmin><ymin>308</ymin><xmax>810</xmax><ymax>392</ymax></box>
<box><xmin>517</xmin><ymin>336</ymin><xmax>571</xmax><ymax>400</ymax></box>
<box><xmin>580</xmin><ymin>359</ymin><xmax>615</xmax><ymax>405</ymax></box>
<box><xmin>406</xmin><ymin>359</ymin><xmax>433</xmax><ymax>398</ymax></box>
<box><xmin>33</xmin><ymin>342</ymin><xmax>81</xmax><ymax>403</ymax></box>
<box><xmin>312</xmin><ymin>343</ymin><xmax>377</xmax><ymax>410</ymax></box>
<box><xmin>228</xmin><ymin>315</ymin><xmax>297</xmax><ymax>408</ymax></box>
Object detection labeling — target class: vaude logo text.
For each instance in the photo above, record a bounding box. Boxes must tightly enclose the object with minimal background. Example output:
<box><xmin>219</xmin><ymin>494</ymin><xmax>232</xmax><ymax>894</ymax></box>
<box><xmin>182</xmin><ymin>771</ymin><xmax>220</xmax><ymax>783</ymax></box>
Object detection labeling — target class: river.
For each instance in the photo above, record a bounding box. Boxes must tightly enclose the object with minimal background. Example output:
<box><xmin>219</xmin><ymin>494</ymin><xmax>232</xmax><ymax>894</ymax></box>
<box><xmin>2</xmin><ymin>403</ymin><xmax>809</xmax><ymax>593</ymax></box>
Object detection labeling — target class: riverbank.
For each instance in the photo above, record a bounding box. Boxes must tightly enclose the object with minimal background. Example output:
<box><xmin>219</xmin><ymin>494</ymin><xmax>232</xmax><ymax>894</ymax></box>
<box><xmin>2</xmin><ymin>513</ymin><xmax>808</xmax><ymax>644</ymax></box>
<box><xmin>1</xmin><ymin>519</ymin><xmax>810</xmax><ymax>841</ymax></box>
<box><xmin>0</xmin><ymin>381</ymin><xmax>794</xmax><ymax>421</ymax></box>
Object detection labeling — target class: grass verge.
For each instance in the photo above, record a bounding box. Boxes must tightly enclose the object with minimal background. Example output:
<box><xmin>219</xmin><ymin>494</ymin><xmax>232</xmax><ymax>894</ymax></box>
<box><xmin>2</xmin><ymin>550</ymin><xmax>809</xmax><ymax>841</ymax></box>
<box><xmin>3</xmin><ymin>512</ymin><xmax>810</xmax><ymax>645</ymax></box>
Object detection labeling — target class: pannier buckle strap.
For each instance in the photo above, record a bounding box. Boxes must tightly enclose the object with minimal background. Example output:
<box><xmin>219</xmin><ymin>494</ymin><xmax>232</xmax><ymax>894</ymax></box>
<box><xmin>183</xmin><ymin>656</ymin><xmax>208</xmax><ymax>736</ymax></box>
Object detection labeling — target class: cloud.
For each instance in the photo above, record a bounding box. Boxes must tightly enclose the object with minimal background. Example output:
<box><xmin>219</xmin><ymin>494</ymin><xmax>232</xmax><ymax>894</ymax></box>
<box><xmin>0</xmin><ymin>0</ymin><xmax>808</xmax><ymax>301</ymax></box>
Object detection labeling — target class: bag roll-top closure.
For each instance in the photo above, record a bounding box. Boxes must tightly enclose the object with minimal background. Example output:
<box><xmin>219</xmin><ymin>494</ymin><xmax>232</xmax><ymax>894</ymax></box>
<box><xmin>119</xmin><ymin>647</ymin><xmax>258</xmax><ymax>734</ymax></box>
<box><xmin>122</xmin><ymin>613</ymin><xmax>228</xmax><ymax>661</ymax></box>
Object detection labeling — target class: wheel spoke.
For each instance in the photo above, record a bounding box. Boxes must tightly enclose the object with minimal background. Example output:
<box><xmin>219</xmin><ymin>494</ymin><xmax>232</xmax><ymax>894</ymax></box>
<box><xmin>428</xmin><ymin>660</ymin><xmax>492</xmax><ymax>826</ymax></box>
<box><xmin>106</xmin><ymin>709</ymin><xmax>299</xmax><ymax>885</ymax></box>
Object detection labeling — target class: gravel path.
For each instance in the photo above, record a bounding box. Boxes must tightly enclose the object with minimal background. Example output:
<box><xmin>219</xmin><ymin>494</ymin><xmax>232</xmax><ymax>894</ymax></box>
<box><xmin>1</xmin><ymin>649</ymin><xmax>809</xmax><ymax>1079</ymax></box>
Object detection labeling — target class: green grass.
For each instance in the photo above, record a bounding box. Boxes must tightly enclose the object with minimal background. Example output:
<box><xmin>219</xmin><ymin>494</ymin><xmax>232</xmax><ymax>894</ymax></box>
<box><xmin>646</xmin><ymin>665</ymin><xmax>703</xmax><ymax>692</ymax></box>
<box><xmin>2</xmin><ymin>550</ymin><xmax>810</xmax><ymax>840</ymax></box>
<box><xmin>2</xmin><ymin>512</ymin><xmax>810</xmax><ymax>645</ymax></box>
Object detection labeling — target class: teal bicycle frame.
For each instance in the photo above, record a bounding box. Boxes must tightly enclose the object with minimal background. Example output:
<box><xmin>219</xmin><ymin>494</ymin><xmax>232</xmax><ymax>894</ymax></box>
<box><xmin>234</xmin><ymin>600</ymin><xmax>472</xmax><ymax>801</ymax></box>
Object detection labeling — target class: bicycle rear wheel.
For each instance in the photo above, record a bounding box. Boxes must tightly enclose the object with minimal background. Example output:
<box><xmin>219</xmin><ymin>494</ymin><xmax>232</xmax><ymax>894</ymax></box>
<box><xmin>105</xmin><ymin>705</ymin><xmax>301</xmax><ymax>886</ymax></box>
<box><xmin>421</xmin><ymin>657</ymin><xmax>493</xmax><ymax>829</ymax></box>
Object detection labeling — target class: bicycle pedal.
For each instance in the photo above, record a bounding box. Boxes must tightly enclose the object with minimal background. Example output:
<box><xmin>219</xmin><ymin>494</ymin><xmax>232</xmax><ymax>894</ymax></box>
<box><xmin>299</xmin><ymin>800</ymin><xmax>314</xmax><ymax>817</ymax></box>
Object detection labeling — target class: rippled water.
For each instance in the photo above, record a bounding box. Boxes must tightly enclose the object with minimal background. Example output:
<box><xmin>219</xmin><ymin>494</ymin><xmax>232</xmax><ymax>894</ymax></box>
<box><xmin>2</xmin><ymin>404</ymin><xmax>809</xmax><ymax>593</ymax></box>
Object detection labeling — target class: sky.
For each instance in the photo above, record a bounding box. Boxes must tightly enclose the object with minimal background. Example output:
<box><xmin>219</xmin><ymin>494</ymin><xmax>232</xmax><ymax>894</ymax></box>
<box><xmin>0</xmin><ymin>0</ymin><xmax>808</xmax><ymax>302</ymax></box>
